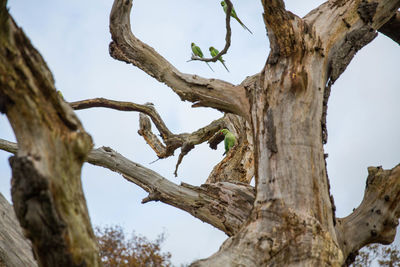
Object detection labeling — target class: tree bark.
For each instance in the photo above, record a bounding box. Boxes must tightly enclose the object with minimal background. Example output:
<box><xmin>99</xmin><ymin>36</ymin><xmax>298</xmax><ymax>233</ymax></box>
<box><xmin>191</xmin><ymin>0</ymin><xmax>400</xmax><ymax>266</ymax></box>
<box><xmin>0</xmin><ymin>193</ymin><xmax>37</xmax><ymax>267</ymax></box>
<box><xmin>0</xmin><ymin>4</ymin><xmax>101</xmax><ymax>267</ymax></box>
<box><xmin>1</xmin><ymin>0</ymin><xmax>399</xmax><ymax>266</ymax></box>
<box><xmin>106</xmin><ymin>0</ymin><xmax>400</xmax><ymax>265</ymax></box>
<box><xmin>336</xmin><ymin>165</ymin><xmax>400</xmax><ymax>265</ymax></box>
<box><xmin>0</xmin><ymin>139</ymin><xmax>254</xmax><ymax>237</ymax></box>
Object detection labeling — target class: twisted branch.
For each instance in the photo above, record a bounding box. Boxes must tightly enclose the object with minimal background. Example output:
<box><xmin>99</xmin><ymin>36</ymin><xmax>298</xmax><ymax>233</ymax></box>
<box><xmin>69</xmin><ymin>97</ymin><xmax>226</xmax><ymax>176</ymax></box>
<box><xmin>109</xmin><ymin>0</ymin><xmax>250</xmax><ymax>119</ymax></box>
<box><xmin>190</xmin><ymin>0</ymin><xmax>233</xmax><ymax>63</ymax></box>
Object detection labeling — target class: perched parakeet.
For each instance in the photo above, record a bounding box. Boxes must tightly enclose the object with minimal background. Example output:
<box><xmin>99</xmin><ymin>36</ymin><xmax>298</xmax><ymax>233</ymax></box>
<box><xmin>191</xmin><ymin>43</ymin><xmax>214</xmax><ymax>72</ymax></box>
<box><xmin>221</xmin><ymin>1</ymin><xmax>252</xmax><ymax>34</ymax></box>
<box><xmin>209</xmin><ymin>46</ymin><xmax>229</xmax><ymax>72</ymax></box>
<box><xmin>219</xmin><ymin>129</ymin><xmax>236</xmax><ymax>155</ymax></box>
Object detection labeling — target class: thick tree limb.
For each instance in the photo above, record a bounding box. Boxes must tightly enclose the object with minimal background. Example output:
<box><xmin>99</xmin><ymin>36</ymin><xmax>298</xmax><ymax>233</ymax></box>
<box><xmin>89</xmin><ymin>147</ymin><xmax>255</xmax><ymax>237</ymax></box>
<box><xmin>0</xmin><ymin>193</ymin><xmax>37</xmax><ymax>267</ymax></box>
<box><xmin>305</xmin><ymin>0</ymin><xmax>400</xmax><ymax>83</ymax></box>
<box><xmin>378</xmin><ymin>11</ymin><xmax>400</xmax><ymax>44</ymax></box>
<box><xmin>303</xmin><ymin>0</ymin><xmax>399</xmax><ymax>145</ymax></box>
<box><xmin>191</xmin><ymin>0</ymin><xmax>233</xmax><ymax>63</ymax></box>
<box><xmin>109</xmin><ymin>0</ymin><xmax>250</xmax><ymax>119</ymax></box>
<box><xmin>336</xmin><ymin>165</ymin><xmax>400</xmax><ymax>266</ymax></box>
<box><xmin>0</xmin><ymin>7</ymin><xmax>101</xmax><ymax>266</ymax></box>
<box><xmin>261</xmin><ymin>0</ymin><xmax>302</xmax><ymax>64</ymax></box>
<box><xmin>0</xmin><ymin>139</ymin><xmax>255</xmax><ymax>236</ymax></box>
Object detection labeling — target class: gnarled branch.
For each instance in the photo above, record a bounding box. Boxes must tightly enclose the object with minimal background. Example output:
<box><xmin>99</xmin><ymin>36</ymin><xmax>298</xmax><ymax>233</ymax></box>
<box><xmin>70</xmin><ymin>97</ymin><xmax>229</xmax><ymax>176</ymax></box>
<box><xmin>190</xmin><ymin>0</ymin><xmax>233</xmax><ymax>63</ymax></box>
<box><xmin>109</xmin><ymin>0</ymin><xmax>250</xmax><ymax>119</ymax></box>
<box><xmin>89</xmin><ymin>147</ymin><xmax>255</xmax><ymax>236</ymax></box>
<box><xmin>305</xmin><ymin>0</ymin><xmax>400</xmax><ymax>83</ymax></box>
<box><xmin>69</xmin><ymin>97</ymin><xmax>256</xmax><ymax>181</ymax></box>
<box><xmin>336</xmin><ymin>164</ymin><xmax>400</xmax><ymax>266</ymax></box>
<box><xmin>70</xmin><ymin>98</ymin><xmax>172</xmax><ymax>139</ymax></box>
<box><xmin>0</xmin><ymin>139</ymin><xmax>255</xmax><ymax>237</ymax></box>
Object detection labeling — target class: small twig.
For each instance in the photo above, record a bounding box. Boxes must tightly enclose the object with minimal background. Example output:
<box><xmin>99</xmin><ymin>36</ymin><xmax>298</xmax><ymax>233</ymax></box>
<box><xmin>174</xmin><ymin>143</ymin><xmax>195</xmax><ymax>177</ymax></box>
<box><xmin>149</xmin><ymin>158</ymin><xmax>161</xmax><ymax>164</ymax></box>
<box><xmin>190</xmin><ymin>0</ymin><xmax>233</xmax><ymax>63</ymax></box>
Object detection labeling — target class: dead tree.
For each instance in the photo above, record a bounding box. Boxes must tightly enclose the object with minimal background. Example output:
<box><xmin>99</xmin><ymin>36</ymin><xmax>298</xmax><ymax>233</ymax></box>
<box><xmin>0</xmin><ymin>0</ymin><xmax>400</xmax><ymax>266</ymax></box>
<box><xmin>0</xmin><ymin>2</ymin><xmax>101</xmax><ymax>266</ymax></box>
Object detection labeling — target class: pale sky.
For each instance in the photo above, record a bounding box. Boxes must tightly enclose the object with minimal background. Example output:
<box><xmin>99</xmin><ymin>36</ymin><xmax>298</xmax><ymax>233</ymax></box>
<box><xmin>0</xmin><ymin>1</ymin><xmax>399</xmax><ymax>265</ymax></box>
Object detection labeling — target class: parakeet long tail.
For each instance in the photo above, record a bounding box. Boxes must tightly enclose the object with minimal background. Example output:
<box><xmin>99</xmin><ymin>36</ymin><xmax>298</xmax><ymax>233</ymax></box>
<box><xmin>206</xmin><ymin>62</ymin><xmax>214</xmax><ymax>72</ymax></box>
<box><xmin>234</xmin><ymin>16</ymin><xmax>253</xmax><ymax>34</ymax></box>
<box><xmin>240</xmin><ymin>22</ymin><xmax>253</xmax><ymax>34</ymax></box>
<box><xmin>220</xmin><ymin>60</ymin><xmax>230</xmax><ymax>72</ymax></box>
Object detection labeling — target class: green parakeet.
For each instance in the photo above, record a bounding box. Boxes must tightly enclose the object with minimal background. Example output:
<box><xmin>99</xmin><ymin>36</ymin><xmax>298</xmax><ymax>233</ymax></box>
<box><xmin>219</xmin><ymin>128</ymin><xmax>236</xmax><ymax>155</ymax></box>
<box><xmin>191</xmin><ymin>43</ymin><xmax>214</xmax><ymax>72</ymax></box>
<box><xmin>209</xmin><ymin>46</ymin><xmax>229</xmax><ymax>72</ymax></box>
<box><xmin>221</xmin><ymin>1</ymin><xmax>252</xmax><ymax>34</ymax></box>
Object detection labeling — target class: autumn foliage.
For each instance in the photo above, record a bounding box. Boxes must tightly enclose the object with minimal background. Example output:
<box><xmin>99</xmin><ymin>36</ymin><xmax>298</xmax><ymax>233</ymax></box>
<box><xmin>353</xmin><ymin>244</ymin><xmax>400</xmax><ymax>267</ymax></box>
<box><xmin>95</xmin><ymin>225</ymin><xmax>172</xmax><ymax>267</ymax></box>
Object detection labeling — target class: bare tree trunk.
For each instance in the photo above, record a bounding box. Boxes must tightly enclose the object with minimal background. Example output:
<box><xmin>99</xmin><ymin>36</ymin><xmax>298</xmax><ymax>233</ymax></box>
<box><xmin>0</xmin><ymin>3</ymin><xmax>101</xmax><ymax>267</ymax></box>
<box><xmin>0</xmin><ymin>193</ymin><xmax>37</xmax><ymax>267</ymax></box>
<box><xmin>190</xmin><ymin>0</ymin><xmax>400</xmax><ymax>266</ymax></box>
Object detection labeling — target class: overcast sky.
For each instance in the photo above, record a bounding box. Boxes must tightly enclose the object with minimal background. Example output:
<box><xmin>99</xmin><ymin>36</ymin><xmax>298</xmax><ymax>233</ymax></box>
<box><xmin>1</xmin><ymin>0</ymin><xmax>399</xmax><ymax>265</ymax></box>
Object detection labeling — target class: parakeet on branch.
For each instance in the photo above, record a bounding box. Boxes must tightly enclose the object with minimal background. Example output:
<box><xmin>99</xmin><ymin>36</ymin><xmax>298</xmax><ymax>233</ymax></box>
<box><xmin>191</xmin><ymin>42</ymin><xmax>214</xmax><ymax>72</ymax></box>
<box><xmin>219</xmin><ymin>128</ymin><xmax>236</xmax><ymax>155</ymax></box>
<box><xmin>209</xmin><ymin>46</ymin><xmax>229</xmax><ymax>72</ymax></box>
<box><xmin>221</xmin><ymin>1</ymin><xmax>252</xmax><ymax>34</ymax></box>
